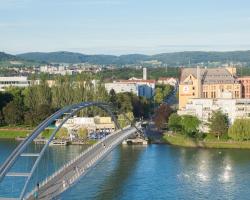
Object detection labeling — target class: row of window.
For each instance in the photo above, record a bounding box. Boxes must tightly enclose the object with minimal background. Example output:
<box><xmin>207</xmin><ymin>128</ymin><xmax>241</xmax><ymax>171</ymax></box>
<box><xmin>0</xmin><ymin>81</ymin><xmax>29</xmax><ymax>84</ymax></box>
<box><xmin>201</xmin><ymin>91</ymin><xmax>240</xmax><ymax>98</ymax></box>
<box><xmin>203</xmin><ymin>85</ymin><xmax>240</xmax><ymax>90</ymax></box>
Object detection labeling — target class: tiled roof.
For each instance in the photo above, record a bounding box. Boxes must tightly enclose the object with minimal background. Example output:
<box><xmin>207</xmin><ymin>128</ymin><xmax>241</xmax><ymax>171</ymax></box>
<box><xmin>119</xmin><ymin>80</ymin><xmax>156</xmax><ymax>84</ymax></box>
<box><xmin>158</xmin><ymin>77</ymin><xmax>177</xmax><ymax>81</ymax></box>
<box><xmin>180</xmin><ymin>68</ymin><xmax>239</xmax><ymax>84</ymax></box>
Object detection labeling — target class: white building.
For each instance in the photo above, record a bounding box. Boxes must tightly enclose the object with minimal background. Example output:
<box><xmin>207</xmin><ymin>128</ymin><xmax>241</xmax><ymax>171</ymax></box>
<box><xmin>40</xmin><ymin>65</ymin><xmax>73</xmax><ymax>75</ymax></box>
<box><xmin>105</xmin><ymin>82</ymin><xmax>138</xmax><ymax>95</ymax></box>
<box><xmin>143</xmin><ymin>67</ymin><xmax>147</xmax><ymax>80</ymax></box>
<box><xmin>56</xmin><ymin>116</ymin><xmax>115</xmax><ymax>133</ymax></box>
<box><xmin>178</xmin><ymin>97</ymin><xmax>250</xmax><ymax>128</ymax></box>
<box><xmin>157</xmin><ymin>77</ymin><xmax>178</xmax><ymax>87</ymax></box>
<box><xmin>105</xmin><ymin>79</ymin><xmax>155</xmax><ymax>99</ymax></box>
<box><xmin>0</xmin><ymin>76</ymin><xmax>30</xmax><ymax>91</ymax></box>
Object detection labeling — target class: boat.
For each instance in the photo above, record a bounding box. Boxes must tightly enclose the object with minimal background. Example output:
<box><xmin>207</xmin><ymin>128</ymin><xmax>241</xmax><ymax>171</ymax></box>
<box><xmin>49</xmin><ymin>140</ymin><xmax>69</xmax><ymax>146</ymax></box>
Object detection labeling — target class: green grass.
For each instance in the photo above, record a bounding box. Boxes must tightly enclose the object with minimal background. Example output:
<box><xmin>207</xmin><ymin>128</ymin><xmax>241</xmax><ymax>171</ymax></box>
<box><xmin>0</xmin><ymin>127</ymin><xmax>55</xmax><ymax>139</ymax></box>
<box><xmin>0</xmin><ymin>129</ymin><xmax>31</xmax><ymax>139</ymax></box>
<box><xmin>41</xmin><ymin>129</ymin><xmax>54</xmax><ymax>139</ymax></box>
<box><xmin>163</xmin><ymin>133</ymin><xmax>250</xmax><ymax>149</ymax></box>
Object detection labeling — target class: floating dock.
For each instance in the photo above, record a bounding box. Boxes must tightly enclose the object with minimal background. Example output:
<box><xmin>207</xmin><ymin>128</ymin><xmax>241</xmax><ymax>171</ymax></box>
<box><xmin>122</xmin><ymin>138</ymin><xmax>148</xmax><ymax>145</ymax></box>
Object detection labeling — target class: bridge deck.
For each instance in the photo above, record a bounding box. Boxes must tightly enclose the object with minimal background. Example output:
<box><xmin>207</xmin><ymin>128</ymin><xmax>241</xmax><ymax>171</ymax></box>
<box><xmin>24</xmin><ymin>126</ymin><xmax>139</xmax><ymax>200</ymax></box>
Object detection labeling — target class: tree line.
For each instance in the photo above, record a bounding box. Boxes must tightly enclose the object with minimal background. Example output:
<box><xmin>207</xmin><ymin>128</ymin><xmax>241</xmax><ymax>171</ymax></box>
<box><xmin>168</xmin><ymin>110</ymin><xmax>250</xmax><ymax>141</ymax></box>
<box><xmin>0</xmin><ymin>74</ymin><xmax>152</xmax><ymax>127</ymax></box>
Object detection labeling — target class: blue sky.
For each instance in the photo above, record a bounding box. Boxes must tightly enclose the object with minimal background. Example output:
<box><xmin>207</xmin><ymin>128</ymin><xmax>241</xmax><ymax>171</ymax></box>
<box><xmin>1</xmin><ymin>0</ymin><xmax>250</xmax><ymax>55</ymax></box>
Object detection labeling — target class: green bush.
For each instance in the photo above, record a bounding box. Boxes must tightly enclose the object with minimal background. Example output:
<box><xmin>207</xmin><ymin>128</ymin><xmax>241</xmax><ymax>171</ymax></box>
<box><xmin>228</xmin><ymin>119</ymin><xmax>250</xmax><ymax>141</ymax></box>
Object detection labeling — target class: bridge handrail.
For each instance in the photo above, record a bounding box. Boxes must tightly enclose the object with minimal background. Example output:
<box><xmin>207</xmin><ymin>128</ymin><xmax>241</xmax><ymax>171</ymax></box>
<box><xmin>24</xmin><ymin>125</ymin><xmax>132</xmax><ymax>199</ymax></box>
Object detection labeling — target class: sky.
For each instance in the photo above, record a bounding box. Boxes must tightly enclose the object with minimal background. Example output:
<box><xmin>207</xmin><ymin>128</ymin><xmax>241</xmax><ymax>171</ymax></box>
<box><xmin>0</xmin><ymin>0</ymin><xmax>250</xmax><ymax>55</ymax></box>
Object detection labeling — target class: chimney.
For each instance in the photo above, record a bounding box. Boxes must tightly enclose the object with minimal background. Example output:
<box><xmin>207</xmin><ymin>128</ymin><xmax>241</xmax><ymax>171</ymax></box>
<box><xmin>143</xmin><ymin>67</ymin><xmax>147</xmax><ymax>80</ymax></box>
<box><xmin>197</xmin><ymin>66</ymin><xmax>202</xmax><ymax>98</ymax></box>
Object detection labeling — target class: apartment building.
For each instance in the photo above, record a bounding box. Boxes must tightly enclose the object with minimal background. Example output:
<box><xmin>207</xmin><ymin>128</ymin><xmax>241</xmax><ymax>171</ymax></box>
<box><xmin>0</xmin><ymin>76</ymin><xmax>30</xmax><ymax>91</ymax></box>
<box><xmin>105</xmin><ymin>79</ymin><xmax>155</xmax><ymax>99</ymax></box>
<box><xmin>179</xmin><ymin>67</ymin><xmax>241</xmax><ymax>109</ymax></box>
<box><xmin>178</xmin><ymin>94</ymin><xmax>250</xmax><ymax>129</ymax></box>
<box><xmin>238</xmin><ymin>76</ymin><xmax>250</xmax><ymax>98</ymax></box>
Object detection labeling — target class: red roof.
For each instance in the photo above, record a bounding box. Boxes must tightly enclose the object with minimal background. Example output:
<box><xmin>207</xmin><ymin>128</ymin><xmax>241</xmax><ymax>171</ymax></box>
<box><xmin>158</xmin><ymin>77</ymin><xmax>176</xmax><ymax>81</ymax></box>
<box><xmin>119</xmin><ymin>79</ymin><xmax>156</xmax><ymax>84</ymax></box>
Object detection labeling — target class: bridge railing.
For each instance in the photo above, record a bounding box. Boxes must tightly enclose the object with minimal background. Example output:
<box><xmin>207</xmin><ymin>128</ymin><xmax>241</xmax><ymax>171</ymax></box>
<box><xmin>24</xmin><ymin>125</ymin><xmax>132</xmax><ymax>199</ymax></box>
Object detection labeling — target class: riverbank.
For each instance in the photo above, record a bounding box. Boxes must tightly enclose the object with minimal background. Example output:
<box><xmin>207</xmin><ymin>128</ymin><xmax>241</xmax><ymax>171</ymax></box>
<box><xmin>0</xmin><ymin>128</ymin><xmax>31</xmax><ymax>139</ymax></box>
<box><xmin>163</xmin><ymin>133</ymin><xmax>250</xmax><ymax>149</ymax></box>
<box><xmin>0</xmin><ymin>127</ymin><xmax>97</xmax><ymax>145</ymax></box>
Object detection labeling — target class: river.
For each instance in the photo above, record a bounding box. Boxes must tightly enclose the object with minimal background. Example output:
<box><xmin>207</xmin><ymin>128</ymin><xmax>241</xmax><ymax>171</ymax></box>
<box><xmin>1</xmin><ymin>140</ymin><xmax>250</xmax><ymax>199</ymax></box>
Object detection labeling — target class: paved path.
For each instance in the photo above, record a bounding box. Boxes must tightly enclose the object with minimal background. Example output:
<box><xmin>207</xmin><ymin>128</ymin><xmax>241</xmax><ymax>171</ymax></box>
<box><xmin>25</xmin><ymin>126</ymin><xmax>139</xmax><ymax>200</ymax></box>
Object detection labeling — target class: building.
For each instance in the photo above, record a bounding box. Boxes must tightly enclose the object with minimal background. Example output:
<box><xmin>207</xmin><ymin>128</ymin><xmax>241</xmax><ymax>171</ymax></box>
<box><xmin>105</xmin><ymin>82</ymin><xmax>138</xmax><ymax>95</ymax></box>
<box><xmin>179</xmin><ymin>67</ymin><xmax>241</xmax><ymax>109</ymax></box>
<box><xmin>157</xmin><ymin>77</ymin><xmax>178</xmax><ymax>87</ymax></box>
<box><xmin>143</xmin><ymin>67</ymin><xmax>147</xmax><ymax>80</ymax></box>
<box><xmin>40</xmin><ymin>65</ymin><xmax>73</xmax><ymax>75</ymax></box>
<box><xmin>0</xmin><ymin>76</ymin><xmax>30</xmax><ymax>91</ymax></box>
<box><xmin>238</xmin><ymin>76</ymin><xmax>250</xmax><ymax>98</ymax></box>
<box><xmin>105</xmin><ymin>79</ymin><xmax>155</xmax><ymax>99</ymax></box>
<box><xmin>178</xmin><ymin>95</ymin><xmax>250</xmax><ymax>131</ymax></box>
<box><xmin>56</xmin><ymin>116</ymin><xmax>115</xmax><ymax>134</ymax></box>
<box><xmin>122</xmin><ymin>79</ymin><xmax>155</xmax><ymax>98</ymax></box>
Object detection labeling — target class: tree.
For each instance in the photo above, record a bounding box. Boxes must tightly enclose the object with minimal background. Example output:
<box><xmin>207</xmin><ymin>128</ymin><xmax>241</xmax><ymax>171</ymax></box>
<box><xmin>168</xmin><ymin>113</ymin><xmax>182</xmax><ymax>132</ymax></box>
<box><xmin>208</xmin><ymin>110</ymin><xmax>229</xmax><ymax>140</ymax></box>
<box><xmin>3</xmin><ymin>101</ymin><xmax>23</xmax><ymax>125</ymax></box>
<box><xmin>78</xmin><ymin>128</ymin><xmax>88</xmax><ymax>139</ymax></box>
<box><xmin>37</xmin><ymin>78</ymin><xmax>52</xmax><ymax>106</ymax></box>
<box><xmin>162</xmin><ymin>84</ymin><xmax>174</xmax><ymax>98</ymax></box>
<box><xmin>109</xmin><ymin>89</ymin><xmax>117</xmax><ymax>106</ymax></box>
<box><xmin>0</xmin><ymin>92</ymin><xmax>12</xmax><ymax>111</ymax></box>
<box><xmin>35</xmin><ymin>104</ymin><xmax>53</xmax><ymax>124</ymax></box>
<box><xmin>131</xmin><ymin>95</ymin><xmax>150</xmax><ymax>119</ymax></box>
<box><xmin>56</xmin><ymin>128</ymin><xmax>68</xmax><ymax>139</ymax></box>
<box><xmin>154</xmin><ymin>88</ymin><xmax>164</xmax><ymax>104</ymax></box>
<box><xmin>181</xmin><ymin>115</ymin><xmax>200</xmax><ymax>137</ymax></box>
<box><xmin>118</xmin><ymin>112</ymin><xmax>134</xmax><ymax>128</ymax></box>
<box><xmin>153</xmin><ymin>104</ymin><xmax>172</xmax><ymax>130</ymax></box>
<box><xmin>228</xmin><ymin>119</ymin><xmax>250</xmax><ymax>141</ymax></box>
<box><xmin>116</xmin><ymin>93</ymin><xmax>133</xmax><ymax>113</ymax></box>
<box><xmin>154</xmin><ymin>84</ymin><xmax>174</xmax><ymax>105</ymax></box>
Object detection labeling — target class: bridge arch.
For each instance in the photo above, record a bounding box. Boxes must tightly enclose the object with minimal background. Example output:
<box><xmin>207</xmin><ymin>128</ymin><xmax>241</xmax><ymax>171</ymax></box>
<box><xmin>0</xmin><ymin>102</ymin><xmax>125</xmax><ymax>199</ymax></box>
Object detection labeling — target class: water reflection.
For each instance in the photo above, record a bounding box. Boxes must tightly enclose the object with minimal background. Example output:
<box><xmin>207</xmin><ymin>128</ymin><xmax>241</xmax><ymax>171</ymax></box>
<box><xmin>2</xmin><ymin>142</ymin><xmax>250</xmax><ymax>200</ymax></box>
<box><xmin>0</xmin><ymin>140</ymin><xmax>87</xmax><ymax>198</ymax></box>
<box><xmin>94</xmin><ymin>146</ymin><xmax>144</xmax><ymax>200</ymax></box>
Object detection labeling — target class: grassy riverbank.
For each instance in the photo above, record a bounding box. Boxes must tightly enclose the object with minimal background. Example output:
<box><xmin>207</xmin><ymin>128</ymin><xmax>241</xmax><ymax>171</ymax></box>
<box><xmin>163</xmin><ymin>133</ymin><xmax>250</xmax><ymax>149</ymax></box>
<box><xmin>0</xmin><ymin>127</ymin><xmax>97</xmax><ymax>145</ymax></box>
<box><xmin>0</xmin><ymin>129</ymin><xmax>31</xmax><ymax>139</ymax></box>
<box><xmin>0</xmin><ymin>127</ymin><xmax>54</xmax><ymax>139</ymax></box>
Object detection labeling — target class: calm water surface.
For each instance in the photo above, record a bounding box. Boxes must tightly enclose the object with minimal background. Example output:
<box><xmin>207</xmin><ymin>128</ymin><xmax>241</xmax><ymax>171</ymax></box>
<box><xmin>1</xmin><ymin>140</ymin><xmax>250</xmax><ymax>200</ymax></box>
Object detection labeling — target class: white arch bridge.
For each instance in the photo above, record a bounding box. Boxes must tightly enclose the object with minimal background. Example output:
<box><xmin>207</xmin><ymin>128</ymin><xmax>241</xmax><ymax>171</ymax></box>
<box><xmin>0</xmin><ymin>102</ymin><xmax>143</xmax><ymax>200</ymax></box>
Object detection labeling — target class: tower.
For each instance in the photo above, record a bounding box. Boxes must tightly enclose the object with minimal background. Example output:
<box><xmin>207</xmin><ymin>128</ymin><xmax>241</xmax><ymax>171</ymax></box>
<box><xmin>197</xmin><ymin>66</ymin><xmax>202</xmax><ymax>98</ymax></box>
<box><xmin>143</xmin><ymin>67</ymin><xmax>147</xmax><ymax>80</ymax></box>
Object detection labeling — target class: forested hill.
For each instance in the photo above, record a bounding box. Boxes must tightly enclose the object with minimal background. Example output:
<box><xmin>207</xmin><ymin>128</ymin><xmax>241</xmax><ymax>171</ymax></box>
<box><xmin>0</xmin><ymin>52</ymin><xmax>18</xmax><ymax>61</ymax></box>
<box><xmin>17</xmin><ymin>51</ymin><xmax>148</xmax><ymax>65</ymax></box>
<box><xmin>17</xmin><ymin>50</ymin><xmax>250</xmax><ymax>65</ymax></box>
